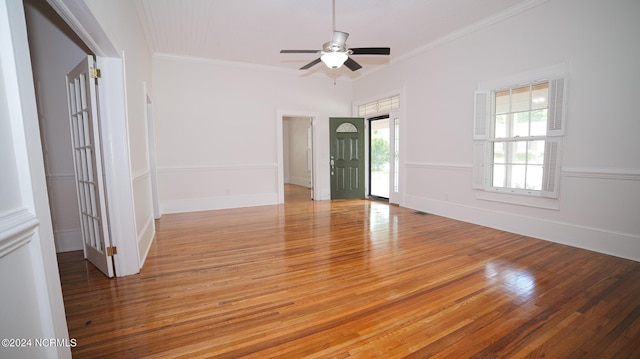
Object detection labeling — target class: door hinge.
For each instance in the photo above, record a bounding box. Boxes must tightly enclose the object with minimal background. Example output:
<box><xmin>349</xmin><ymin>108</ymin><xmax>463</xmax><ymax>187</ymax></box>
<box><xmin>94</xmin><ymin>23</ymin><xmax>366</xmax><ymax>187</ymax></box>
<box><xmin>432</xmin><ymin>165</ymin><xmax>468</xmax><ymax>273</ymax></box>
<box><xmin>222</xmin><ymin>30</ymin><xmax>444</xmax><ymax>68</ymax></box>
<box><xmin>106</xmin><ymin>246</ymin><xmax>117</xmax><ymax>256</ymax></box>
<box><xmin>89</xmin><ymin>67</ymin><xmax>101</xmax><ymax>79</ymax></box>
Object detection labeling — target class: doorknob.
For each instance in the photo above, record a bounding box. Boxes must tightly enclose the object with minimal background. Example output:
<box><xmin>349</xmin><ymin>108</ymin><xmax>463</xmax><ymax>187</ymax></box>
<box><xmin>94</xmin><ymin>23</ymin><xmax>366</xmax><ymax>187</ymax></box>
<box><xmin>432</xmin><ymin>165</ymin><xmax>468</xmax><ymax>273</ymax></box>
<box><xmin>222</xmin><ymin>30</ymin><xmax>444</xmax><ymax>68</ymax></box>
<box><xmin>330</xmin><ymin>155</ymin><xmax>335</xmax><ymax>175</ymax></box>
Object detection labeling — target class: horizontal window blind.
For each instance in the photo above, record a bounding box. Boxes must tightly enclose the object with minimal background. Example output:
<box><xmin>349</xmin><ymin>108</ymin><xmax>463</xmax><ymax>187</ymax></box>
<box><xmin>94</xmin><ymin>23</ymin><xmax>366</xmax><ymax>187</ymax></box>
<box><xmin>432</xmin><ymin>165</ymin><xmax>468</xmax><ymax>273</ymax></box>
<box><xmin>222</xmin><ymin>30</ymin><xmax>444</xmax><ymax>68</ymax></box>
<box><xmin>358</xmin><ymin>95</ymin><xmax>400</xmax><ymax>117</ymax></box>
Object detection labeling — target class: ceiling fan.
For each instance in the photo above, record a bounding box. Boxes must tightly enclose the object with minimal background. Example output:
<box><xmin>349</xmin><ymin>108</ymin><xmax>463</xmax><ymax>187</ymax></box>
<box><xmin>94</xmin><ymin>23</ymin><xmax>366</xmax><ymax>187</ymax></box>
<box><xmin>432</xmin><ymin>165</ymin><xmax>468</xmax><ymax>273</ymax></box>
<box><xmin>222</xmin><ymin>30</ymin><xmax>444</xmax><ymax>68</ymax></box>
<box><xmin>280</xmin><ymin>0</ymin><xmax>390</xmax><ymax>71</ymax></box>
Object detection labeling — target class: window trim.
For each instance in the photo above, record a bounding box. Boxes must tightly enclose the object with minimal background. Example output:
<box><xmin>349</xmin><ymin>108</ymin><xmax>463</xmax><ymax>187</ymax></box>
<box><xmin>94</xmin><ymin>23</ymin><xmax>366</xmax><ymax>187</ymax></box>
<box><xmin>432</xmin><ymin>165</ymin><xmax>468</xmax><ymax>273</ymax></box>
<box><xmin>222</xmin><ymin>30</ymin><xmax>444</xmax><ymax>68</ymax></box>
<box><xmin>357</xmin><ymin>95</ymin><xmax>400</xmax><ymax>118</ymax></box>
<box><xmin>473</xmin><ymin>64</ymin><xmax>567</xmax><ymax>205</ymax></box>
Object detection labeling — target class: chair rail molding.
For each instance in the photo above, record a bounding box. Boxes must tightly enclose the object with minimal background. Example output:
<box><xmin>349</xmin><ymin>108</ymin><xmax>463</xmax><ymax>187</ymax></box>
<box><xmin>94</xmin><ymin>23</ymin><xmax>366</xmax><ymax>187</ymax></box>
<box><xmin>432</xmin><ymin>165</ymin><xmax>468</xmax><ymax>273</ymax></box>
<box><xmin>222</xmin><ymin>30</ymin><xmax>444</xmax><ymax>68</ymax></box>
<box><xmin>0</xmin><ymin>208</ymin><xmax>39</xmax><ymax>259</ymax></box>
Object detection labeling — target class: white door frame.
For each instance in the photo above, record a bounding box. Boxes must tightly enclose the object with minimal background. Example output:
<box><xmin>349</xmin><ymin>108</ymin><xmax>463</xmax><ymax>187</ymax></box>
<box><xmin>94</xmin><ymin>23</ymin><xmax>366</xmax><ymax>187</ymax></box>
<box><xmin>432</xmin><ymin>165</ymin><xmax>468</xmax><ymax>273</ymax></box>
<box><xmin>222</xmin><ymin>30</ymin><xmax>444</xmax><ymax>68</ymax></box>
<box><xmin>276</xmin><ymin>110</ymin><xmax>320</xmax><ymax>203</ymax></box>
<box><xmin>353</xmin><ymin>88</ymin><xmax>406</xmax><ymax>206</ymax></box>
<box><xmin>2</xmin><ymin>1</ymin><xmax>70</xmax><ymax>356</ymax></box>
<box><xmin>47</xmin><ymin>0</ymin><xmax>140</xmax><ymax>276</ymax></box>
<box><xmin>144</xmin><ymin>83</ymin><xmax>161</xmax><ymax>219</ymax></box>
<box><xmin>388</xmin><ymin>110</ymin><xmax>401</xmax><ymax>205</ymax></box>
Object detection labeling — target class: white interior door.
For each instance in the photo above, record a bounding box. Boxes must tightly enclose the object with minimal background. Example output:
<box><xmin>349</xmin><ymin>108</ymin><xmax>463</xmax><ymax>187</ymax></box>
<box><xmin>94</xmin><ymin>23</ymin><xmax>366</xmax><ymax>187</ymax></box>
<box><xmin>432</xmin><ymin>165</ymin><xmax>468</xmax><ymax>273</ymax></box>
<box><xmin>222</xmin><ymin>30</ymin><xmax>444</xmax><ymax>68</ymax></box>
<box><xmin>66</xmin><ymin>55</ymin><xmax>114</xmax><ymax>277</ymax></box>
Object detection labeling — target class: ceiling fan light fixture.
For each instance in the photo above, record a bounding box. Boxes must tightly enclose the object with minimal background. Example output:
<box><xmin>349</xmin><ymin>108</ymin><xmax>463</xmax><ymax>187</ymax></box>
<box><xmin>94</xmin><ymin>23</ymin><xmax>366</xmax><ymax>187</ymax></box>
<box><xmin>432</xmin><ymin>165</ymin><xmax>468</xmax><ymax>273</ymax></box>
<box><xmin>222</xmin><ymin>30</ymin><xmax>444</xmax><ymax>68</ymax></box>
<box><xmin>321</xmin><ymin>51</ymin><xmax>348</xmax><ymax>69</ymax></box>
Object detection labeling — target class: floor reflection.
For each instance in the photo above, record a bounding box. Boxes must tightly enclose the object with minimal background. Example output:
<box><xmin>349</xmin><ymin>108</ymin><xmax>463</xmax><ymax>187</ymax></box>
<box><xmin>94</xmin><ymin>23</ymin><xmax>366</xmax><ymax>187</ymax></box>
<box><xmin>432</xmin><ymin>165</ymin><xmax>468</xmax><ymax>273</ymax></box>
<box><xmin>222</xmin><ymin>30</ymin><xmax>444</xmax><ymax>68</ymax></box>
<box><xmin>485</xmin><ymin>261</ymin><xmax>536</xmax><ymax>299</ymax></box>
<box><xmin>368</xmin><ymin>201</ymin><xmax>400</xmax><ymax>255</ymax></box>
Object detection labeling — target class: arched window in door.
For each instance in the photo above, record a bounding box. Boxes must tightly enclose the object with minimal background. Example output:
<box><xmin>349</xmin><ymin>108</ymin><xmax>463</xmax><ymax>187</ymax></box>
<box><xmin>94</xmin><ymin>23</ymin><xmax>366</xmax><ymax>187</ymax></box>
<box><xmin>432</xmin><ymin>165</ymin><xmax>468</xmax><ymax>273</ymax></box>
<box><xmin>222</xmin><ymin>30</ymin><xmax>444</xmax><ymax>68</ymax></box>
<box><xmin>336</xmin><ymin>122</ymin><xmax>358</xmax><ymax>133</ymax></box>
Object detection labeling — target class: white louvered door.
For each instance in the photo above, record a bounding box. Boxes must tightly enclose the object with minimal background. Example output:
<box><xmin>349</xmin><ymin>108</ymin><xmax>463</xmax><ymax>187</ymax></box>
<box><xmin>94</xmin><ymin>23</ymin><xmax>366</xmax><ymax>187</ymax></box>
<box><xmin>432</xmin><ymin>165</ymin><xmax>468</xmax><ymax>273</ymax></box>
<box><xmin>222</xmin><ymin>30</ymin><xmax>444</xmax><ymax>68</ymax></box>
<box><xmin>66</xmin><ymin>56</ymin><xmax>114</xmax><ymax>278</ymax></box>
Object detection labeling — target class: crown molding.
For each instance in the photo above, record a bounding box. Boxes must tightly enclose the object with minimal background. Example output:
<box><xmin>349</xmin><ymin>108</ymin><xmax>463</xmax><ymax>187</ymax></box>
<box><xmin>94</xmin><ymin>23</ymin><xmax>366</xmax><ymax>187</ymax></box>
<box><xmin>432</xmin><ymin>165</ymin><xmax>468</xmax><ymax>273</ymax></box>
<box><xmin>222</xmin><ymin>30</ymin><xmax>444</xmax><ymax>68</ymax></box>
<box><xmin>152</xmin><ymin>53</ymin><xmax>357</xmax><ymax>82</ymax></box>
<box><xmin>361</xmin><ymin>0</ymin><xmax>551</xmax><ymax>80</ymax></box>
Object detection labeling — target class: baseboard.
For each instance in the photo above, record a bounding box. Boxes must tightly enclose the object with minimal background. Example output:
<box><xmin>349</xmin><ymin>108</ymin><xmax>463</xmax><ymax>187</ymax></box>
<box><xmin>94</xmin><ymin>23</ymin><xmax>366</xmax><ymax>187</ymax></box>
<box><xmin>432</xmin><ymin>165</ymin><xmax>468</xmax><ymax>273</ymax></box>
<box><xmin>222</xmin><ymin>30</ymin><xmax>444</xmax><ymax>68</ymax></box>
<box><xmin>288</xmin><ymin>176</ymin><xmax>311</xmax><ymax>188</ymax></box>
<box><xmin>404</xmin><ymin>194</ymin><xmax>640</xmax><ymax>262</ymax></box>
<box><xmin>161</xmin><ymin>192</ymin><xmax>279</xmax><ymax>214</ymax></box>
<box><xmin>137</xmin><ymin>216</ymin><xmax>155</xmax><ymax>267</ymax></box>
<box><xmin>53</xmin><ymin>228</ymin><xmax>83</xmax><ymax>253</ymax></box>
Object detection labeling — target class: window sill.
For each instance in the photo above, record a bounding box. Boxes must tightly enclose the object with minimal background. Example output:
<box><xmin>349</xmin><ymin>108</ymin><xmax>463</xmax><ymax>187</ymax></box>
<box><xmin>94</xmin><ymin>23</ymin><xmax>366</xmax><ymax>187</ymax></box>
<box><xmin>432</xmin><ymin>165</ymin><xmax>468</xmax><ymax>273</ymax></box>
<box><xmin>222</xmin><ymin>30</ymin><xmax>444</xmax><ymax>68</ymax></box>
<box><xmin>475</xmin><ymin>190</ymin><xmax>560</xmax><ymax>210</ymax></box>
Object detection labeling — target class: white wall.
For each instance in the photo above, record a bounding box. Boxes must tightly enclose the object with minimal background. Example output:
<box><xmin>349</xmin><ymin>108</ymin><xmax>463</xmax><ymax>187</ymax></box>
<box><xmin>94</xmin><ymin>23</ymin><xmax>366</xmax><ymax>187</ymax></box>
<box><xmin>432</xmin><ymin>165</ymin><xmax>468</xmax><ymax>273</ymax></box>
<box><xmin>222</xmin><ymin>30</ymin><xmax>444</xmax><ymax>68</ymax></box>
<box><xmin>284</xmin><ymin>117</ymin><xmax>312</xmax><ymax>188</ymax></box>
<box><xmin>353</xmin><ymin>0</ymin><xmax>640</xmax><ymax>261</ymax></box>
<box><xmin>0</xmin><ymin>0</ymin><xmax>70</xmax><ymax>357</ymax></box>
<box><xmin>81</xmin><ymin>0</ymin><xmax>156</xmax><ymax>267</ymax></box>
<box><xmin>153</xmin><ymin>55</ymin><xmax>351</xmax><ymax>213</ymax></box>
<box><xmin>24</xmin><ymin>0</ymin><xmax>89</xmax><ymax>253</ymax></box>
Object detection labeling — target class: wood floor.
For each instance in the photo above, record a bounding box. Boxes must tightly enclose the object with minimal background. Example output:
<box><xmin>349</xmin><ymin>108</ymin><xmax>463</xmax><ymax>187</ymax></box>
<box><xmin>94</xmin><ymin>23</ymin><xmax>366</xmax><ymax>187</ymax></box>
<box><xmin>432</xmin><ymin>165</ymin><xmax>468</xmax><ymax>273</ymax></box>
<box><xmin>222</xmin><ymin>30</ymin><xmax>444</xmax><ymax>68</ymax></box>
<box><xmin>57</xmin><ymin>185</ymin><xmax>640</xmax><ymax>358</ymax></box>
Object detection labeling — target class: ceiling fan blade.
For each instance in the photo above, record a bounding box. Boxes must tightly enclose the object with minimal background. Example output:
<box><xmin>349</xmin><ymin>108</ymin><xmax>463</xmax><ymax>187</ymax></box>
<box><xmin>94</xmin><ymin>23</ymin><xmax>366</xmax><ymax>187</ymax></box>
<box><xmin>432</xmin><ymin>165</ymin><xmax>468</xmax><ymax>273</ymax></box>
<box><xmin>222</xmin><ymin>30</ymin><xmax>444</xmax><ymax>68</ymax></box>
<box><xmin>300</xmin><ymin>58</ymin><xmax>322</xmax><ymax>70</ymax></box>
<box><xmin>343</xmin><ymin>57</ymin><xmax>362</xmax><ymax>71</ymax></box>
<box><xmin>331</xmin><ymin>31</ymin><xmax>349</xmax><ymax>47</ymax></box>
<box><xmin>350</xmin><ymin>47</ymin><xmax>391</xmax><ymax>55</ymax></box>
<box><xmin>281</xmin><ymin>50</ymin><xmax>320</xmax><ymax>54</ymax></box>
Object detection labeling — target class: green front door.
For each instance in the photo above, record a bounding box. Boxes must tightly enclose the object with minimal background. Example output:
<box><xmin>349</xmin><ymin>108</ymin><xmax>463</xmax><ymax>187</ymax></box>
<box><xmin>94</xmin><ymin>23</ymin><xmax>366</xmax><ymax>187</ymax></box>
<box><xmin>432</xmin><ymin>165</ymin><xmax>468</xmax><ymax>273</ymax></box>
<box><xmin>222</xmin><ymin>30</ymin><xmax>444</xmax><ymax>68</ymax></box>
<box><xmin>330</xmin><ymin>117</ymin><xmax>365</xmax><ymax>199</ymax></box>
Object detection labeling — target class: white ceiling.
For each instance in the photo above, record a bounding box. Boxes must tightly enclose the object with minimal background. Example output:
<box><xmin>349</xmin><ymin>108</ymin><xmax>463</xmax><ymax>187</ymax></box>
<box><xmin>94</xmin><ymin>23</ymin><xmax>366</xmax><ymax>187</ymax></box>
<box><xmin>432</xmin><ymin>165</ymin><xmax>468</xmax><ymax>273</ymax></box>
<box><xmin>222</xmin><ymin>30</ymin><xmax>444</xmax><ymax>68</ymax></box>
<box><xmin>135</xmin><ymin>0</ymin><xmax>530</xmax><ymax>78</ymax></box>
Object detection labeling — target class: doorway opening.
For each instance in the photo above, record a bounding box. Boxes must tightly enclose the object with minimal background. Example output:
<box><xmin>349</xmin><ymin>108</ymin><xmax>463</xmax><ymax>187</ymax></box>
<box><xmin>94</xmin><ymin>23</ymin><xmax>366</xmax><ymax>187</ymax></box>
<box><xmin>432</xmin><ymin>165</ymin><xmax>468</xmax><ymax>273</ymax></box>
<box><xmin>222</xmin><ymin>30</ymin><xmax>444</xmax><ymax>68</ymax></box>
<box><xmin>24</xmin><ymin>0</ymin><xmax>92</xmax><ymax>254</ymax></box>
<box><xmin>356</xmin><ymin>94</ymin><xmax>401</xmax><ymax>205</ymax></box>
<box><xmin>282</xmin><ymin>116</ymin><xmax>314</xmax><ymax>202</ymax></box>
<box><xmin>24</xmin><ymin>0</ymin><xmax>142</xmax><ymax>277</ymax></box>
<box><xmin>369</xmin><ymin>115</ymin><xmax>391</xmax><ymax>200</ymax></box>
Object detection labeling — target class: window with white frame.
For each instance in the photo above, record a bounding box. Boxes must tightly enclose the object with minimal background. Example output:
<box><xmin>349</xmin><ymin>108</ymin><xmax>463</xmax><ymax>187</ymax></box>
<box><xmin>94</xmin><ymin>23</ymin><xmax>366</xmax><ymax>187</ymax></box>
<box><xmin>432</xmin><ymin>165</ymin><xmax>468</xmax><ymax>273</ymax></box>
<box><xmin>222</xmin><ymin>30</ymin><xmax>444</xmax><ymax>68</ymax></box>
<box><xmin>473</xmin><ymin>68</ymin><xmax>566</xmax><ymax>200</ymax></box>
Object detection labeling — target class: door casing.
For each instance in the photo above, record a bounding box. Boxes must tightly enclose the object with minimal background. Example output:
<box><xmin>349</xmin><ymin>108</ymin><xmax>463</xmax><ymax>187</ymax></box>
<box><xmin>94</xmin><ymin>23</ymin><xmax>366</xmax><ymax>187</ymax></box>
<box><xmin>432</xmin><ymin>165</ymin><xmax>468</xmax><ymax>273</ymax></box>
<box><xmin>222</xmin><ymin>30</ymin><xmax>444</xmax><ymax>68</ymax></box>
<box><xmin>368</xmin><ymin>115</ymin><xmax>391</xmax><ymax>200</ymax></box>
<box><xmin>47</xmin><ymin>0</ymin><xmax>141</xmax><ymax>276</ymax></box>
<box><xmin>277</xmin><ymin>111</ymin><xmax>320</xmax><ymax>203</ymax></box>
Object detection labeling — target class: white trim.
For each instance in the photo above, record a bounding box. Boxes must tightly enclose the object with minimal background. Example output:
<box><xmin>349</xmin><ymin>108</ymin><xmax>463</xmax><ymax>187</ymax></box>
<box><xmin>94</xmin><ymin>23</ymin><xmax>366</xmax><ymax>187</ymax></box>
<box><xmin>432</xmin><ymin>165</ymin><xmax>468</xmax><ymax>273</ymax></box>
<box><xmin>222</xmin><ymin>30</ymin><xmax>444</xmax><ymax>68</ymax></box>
<box><xmin>475</xmin><ymin>190</ymin><xmax>560</xmax><ymax>210</ymax></box>
<box><xmin>563</xmin><ymin>168</ymin><xmax>640</xmax><ymax>181</ymax></box>
<box><xmin>408</xmin><ymin>0</ymin><xmax>551</xmax><ymax>62</ymax></box>
<box><xmin>353</xmin><ymin>88</ymin><xmax>404</xmax><ymax>116</ymax></box>
<box><xmin>405</xmin><ymin>161</ymin><xmax>472</xmax><ymax>172</ymax></box>
<box><xmin>277</xmin><ymin>110</ymin><xmax>321</xmax><ymax>203</ymax></box>
<box><xmin>162</xmin><ymin>193</ymin><xmax>279</xmax><ymax>214</ymax></box>
<box><xmin>137</xmin><ymin>215</ymin><xmax>155</xmax><ymax>267</ymax></box>
<box><xmin>158</xmin><ymin>163</ymin><xmax>278</xmax><ymax>173</ymax></box>
<box><xmin>157</xmin><ymin>164</ymin><xmax>282</xmax><ymax>212</ymax></box>
<box><xmin>154</xmin><ymin>53</ymin><xmax>287</xmax><ymax>71</ymax></box>
<box><xmin>53</xmin><ymin>228</ymin><xmax>83</xmax><ymax>252</ymax></box>
<box><xmin>473</xmin><ymin>90</ymin><xmax>490</xmax><ymax>140</ymax></box>
<box><xmin>95</xmin><ymin>56</ymin><xmax>140</xmax><ymax>277</ymax></box>
<box><xmin>154</xmin><ymin>53</ymin><xmax>352</xmax><ymax>82</ymax></box>
<box><xmin>404</xmin><ymin>194</ymin><xmax>640</xmax><ymax>262</ymax></box>
<box><xmin>136</xmin><ymin>0</ymin><xmax>547</xmax><ymax>82</ymax></box>
<box><xmin>0</xmin><ymin>209</ymin><xmax>39</xmax><ymax>259</ymax></box>
<box><xmin>387</xmin><ymin>111</ymin><xmax>400</xmax><ymax>204</ymax></box>
<box><xmin>4</xmin><ymin>1</ymin><xmax>70</xmax><ymax>356</ymax></box>
<box><xmin>288</xmin><ymin>176</ymin><xmax>311</xmax><ymax>188</ymax></box>
<box><xmin>475</xmin><ymin>64</ymin><xmax>567</xmax><ymax>201</ymax></box>
<box><xmin>403</xmin><ymin>162</ymin><xmax>640</xmax><ymax>182</ymax></box>
<box><xmin>44</xmin><ymin>0</ymin><xmax>141</xmax><ymax>277</ymax></box>
<box><xmin>45</xmin><ymin>0</ymin><xmax>119</xmax><ymax>56</ymax></box>
<box><xmin>478</xmin><ymin>63</ymin><xmax>567</xmax><ymax>90</ymax></box>
<box><xmin>132</xmin><ymin>169</ymin><xmax>150</xmax><ymax>183</ymax></box>
<box><xmin>143</xmin><ymin>83</ymin><xmax>161</xmax><ymax>219</ymax></box>
<box><xmin>362</xmin><ymin>0</ymin><xmax>551</xmax><ymax>79</ymax></box>
<box><xmin>353</xmin><ymin>88</ymin><xmax>407</xmax><ymax>205</ymax></box>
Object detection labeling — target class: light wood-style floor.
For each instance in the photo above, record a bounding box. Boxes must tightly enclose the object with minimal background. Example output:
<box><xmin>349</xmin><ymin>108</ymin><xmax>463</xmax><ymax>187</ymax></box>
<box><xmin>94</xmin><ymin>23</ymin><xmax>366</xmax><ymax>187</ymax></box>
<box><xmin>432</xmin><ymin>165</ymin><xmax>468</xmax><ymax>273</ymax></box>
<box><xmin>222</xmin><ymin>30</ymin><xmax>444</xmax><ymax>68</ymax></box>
<box><xmin>58</xmin><ymin>185</ymin><xmax>640</xmax><ymax>358</ymax></box>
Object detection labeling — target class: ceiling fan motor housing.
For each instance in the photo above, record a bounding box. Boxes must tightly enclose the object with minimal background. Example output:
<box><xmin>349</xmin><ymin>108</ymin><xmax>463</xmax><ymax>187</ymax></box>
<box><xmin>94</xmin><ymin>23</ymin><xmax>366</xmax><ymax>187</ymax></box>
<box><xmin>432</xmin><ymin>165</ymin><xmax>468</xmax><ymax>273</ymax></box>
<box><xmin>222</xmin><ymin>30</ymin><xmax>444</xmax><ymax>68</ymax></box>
<box><xmin>280</xmin><ymin>29</ymin><xmax>388</xmax><ymax>71</ymax></box>
<box><xmin>322</xmin><ymin>42</ymin><xmax>352</xmax><ymax>54</ymax></box>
